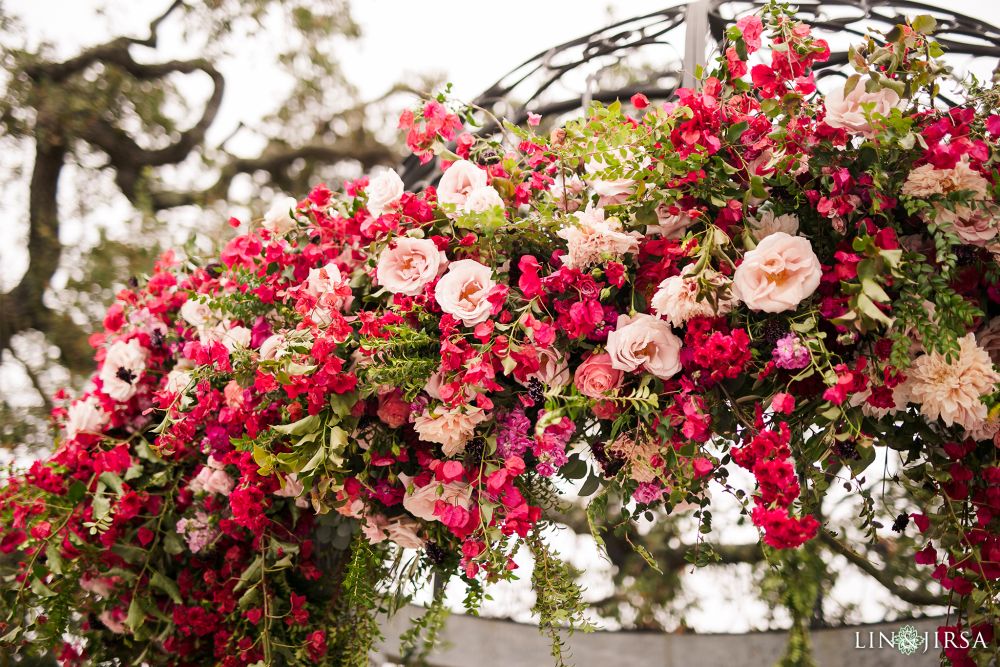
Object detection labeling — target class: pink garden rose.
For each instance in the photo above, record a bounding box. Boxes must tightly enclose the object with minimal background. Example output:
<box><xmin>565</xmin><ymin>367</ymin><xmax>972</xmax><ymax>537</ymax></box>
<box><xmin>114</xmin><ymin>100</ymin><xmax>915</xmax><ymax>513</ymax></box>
<box><xmin>366</xmin><ymin>169</ymin><xmax>404</xmax><ymax>218</ymax></box>
<box><xmin>360</xmin><ymin>513</ymin><xmax>389</xmax><ymax>544</ymax></box>
<box><xmin>98</xmin><ymin>339</ymin><xmax>148</xmax><ymax>402</ymax></box>
<box><xmin>650</xmin><ymin>268</ymin><xmax>735</xmax><ymax>328</ymax></box>
<box><xmin>733</xmin><ymin>232</ymin><xmax>822</xmax><ymax>313</ymax></box>
<box><xmin>462</xmin><ymin>186</ymin><xmax>504</xmax><ymax>213</ymax></box>
<box><xmin>205</xmin><ymin>321</ymin><xmax>251</xmax><ymax>352</ymax></box>
<box><xmin>573</xmin><ymin>352</ymin><xmax>623</xmax><ymax>398</ymax></box>
<box><xmin>400</xmin><ymin>474</ymin><xmax>472</xmax><ymax>522</ymax></box>
<box><xmin>824</xmin><ymin>77</ymin><xmax>900</xmax><ymax>134</ymax></box>
<box><xmin>259</xmin><ymin>332</ymin><xmax>288</xmax><ymax>361</ymax></box>
<box><xmin>606</xmin><ymin>313</ymin><xmax>683</xmax><ymax>379</ymax></box>
<box><xmin>98</xmin><ymin>609</ymin><xmax>128</xmax><ymax>635</ymax></box>
<box><xmin>649</xmin><ymin>203</ymin><xmax>697</xmax><ymax>239</ymax></box>
<box><xmin>377</xmin><ymin>388</ymin><xmax>412</xmax><ymax>428</ymax></box>
<box><xmin>386</xmin><ymin>518</ymin><xmax>426</xmax><ymax>549</ymax></box>
<box><xmin>525</xmin><ymin>347</ymin><xmax>571</xmax><ymax>388</ymax></box>
<box><xmin>375</xmin><ymin>237</ymin><xmax>446</xmax><ymax>296</ymax></box>
<box><xmin>437</xmin><ymin>159</ymin><xmax>488</xmax><ymax>208</ymax></box>
<box><xmin>434</xmin><ymin>259</ymin><xmax>496</xmax><ymax>326</ymax></box>
<box><xmin>80</xmin><ymin>574</ymin><xmax>118</xmax><ymax>598</ymax></box>
<box><xmin>902</xmin><ymin>160</ymin><xmax>997</xmax><ymax>246</ymax></box>
<box><xmin>273</xmin><ymin>473</ymin><xmax>309</xmax><ymax>508</ymax></box>
<box><xmin>179</xmin><ymin>298</ymin><xmax>213</xmax><ymax>329</ymax></box>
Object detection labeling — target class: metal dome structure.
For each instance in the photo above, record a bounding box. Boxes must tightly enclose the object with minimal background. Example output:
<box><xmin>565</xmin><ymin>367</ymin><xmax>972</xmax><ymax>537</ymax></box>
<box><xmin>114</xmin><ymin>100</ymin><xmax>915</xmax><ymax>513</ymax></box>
<box><xmin>400</xmin><ymin>0</ymin><xmax>1000</xmax><ymax>188</ymax></box>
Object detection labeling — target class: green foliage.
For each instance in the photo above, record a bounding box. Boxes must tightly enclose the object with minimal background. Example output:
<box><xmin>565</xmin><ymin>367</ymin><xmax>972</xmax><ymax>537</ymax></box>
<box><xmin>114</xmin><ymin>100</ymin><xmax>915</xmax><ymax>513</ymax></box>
<box><xmin>356</xmin><ymin>325</ymin><xmax>440</xmax><ymax>400</ymax></box>
<box><xmin>528</xmin><ymin>534</ymin><xmax>594</xmax><ymax>667</ymax></box>
<box><xmin>331</xmin><ymin>535</ymin><xmax>388</xmax><ymax>667</ymax></box>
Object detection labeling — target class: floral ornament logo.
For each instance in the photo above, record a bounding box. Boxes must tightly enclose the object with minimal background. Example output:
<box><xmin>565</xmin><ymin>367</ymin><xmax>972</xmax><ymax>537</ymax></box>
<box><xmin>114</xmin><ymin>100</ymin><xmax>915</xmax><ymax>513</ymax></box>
<box><xmin>895</xmin><ymin>624</ymin><xmax>923</xmax><ymax>655</ymax></box>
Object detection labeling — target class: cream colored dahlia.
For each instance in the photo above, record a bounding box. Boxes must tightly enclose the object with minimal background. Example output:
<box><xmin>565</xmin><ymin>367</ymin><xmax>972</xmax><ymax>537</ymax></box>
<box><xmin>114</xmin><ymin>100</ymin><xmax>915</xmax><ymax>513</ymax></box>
<box><xmin>902</xmin><ymin>160</ymin><xmax>997</xmax><ymax>246</ymax></box>
<box><xmin>908</xmin><ymin>333</ymin><xmax>1000</xmax><ymax>432</ymax></box>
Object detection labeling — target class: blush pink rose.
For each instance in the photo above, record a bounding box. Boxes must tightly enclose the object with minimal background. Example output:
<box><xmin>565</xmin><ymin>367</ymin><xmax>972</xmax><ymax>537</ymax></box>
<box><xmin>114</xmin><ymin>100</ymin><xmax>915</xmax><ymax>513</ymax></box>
<box><xmin>573</xmin><ymin>352</ymin><xmax>624</xmax><ymax>398</ymax></box>
<box><xmin>99</xmin><ymin>609</ymin><xmax>128</xmax><ymax>635</ymax></box>
<box><xmin>606</xmin><ymin>313</ymin><xmax>683</xmax><ymax>379</ymax></box>
<box><xmin>258</xmin><ymin>332</ymin><xmax>288</xmax><ymax>361</ymax></box>
<box><xmin>366</xmin><ymin>169</ymin><xmax>404</xmax><ymax>218</ymax></box>
<box><xmin>386</xmin><ymin>518</ymin><xmax>425</xmax><ymax>549</ymax></box>
<box><xmin>273</xmin><ymin>473</ymin><xmax>309</xmax><ymax>508</ymax></box>
<box><xmin>649</xmin><ymin>203</ymin><xmax>697</xmax><ymax>239</ymax></box>
<box><xmin>824</xmin><ymin>77</ymin><xmax>900</xmax><ymax>134</ymax></box>
<box><xmin>400</xmin><ymin>474</ymin><xmax>472</xmax><ymax>522</ymax></box>
<box><xmin>434</xmin><ymin>259</ymin><xmax>496</xmax><ymax>326</ymax></box>
<box><xmin>437</xmin><ymin>159</ymin><xmax>488</xmax><ymax>208</ymax></box>
<box><xmin>462</xmin><ymin>186</ymin><xmax>504</xmax><ymax>213</ymax></box>
<box><xmin>525</xmin><ymin>347</ymin><xmax>571</xmax><ymax>388</ymax></box>
<box><xmin>361</xmin><ymin>513</ymin><xmax>389</xmax><ymax>544</ymax></box>
<box><xmin>733</xmin><ymin>232</ymin><xmax>822</xmax><ymax>313</ymax></box>
<box><xmin>376</xmin><ymin>237</ymin><xmax>447</xmax><ymax>296</ymax></box>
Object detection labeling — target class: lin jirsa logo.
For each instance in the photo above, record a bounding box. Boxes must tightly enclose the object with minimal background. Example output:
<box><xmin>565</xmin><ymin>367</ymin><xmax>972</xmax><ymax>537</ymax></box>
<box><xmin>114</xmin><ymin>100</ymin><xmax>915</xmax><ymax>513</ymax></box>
<box><xmin>894</xmin><ymin>625</ymin><xmax>923</xmax><ymax>656</ymax></box>
<box><xmin>854</xmin><ymin>624</ymin><xmax>989</xmax><ymax>655</ymax></box>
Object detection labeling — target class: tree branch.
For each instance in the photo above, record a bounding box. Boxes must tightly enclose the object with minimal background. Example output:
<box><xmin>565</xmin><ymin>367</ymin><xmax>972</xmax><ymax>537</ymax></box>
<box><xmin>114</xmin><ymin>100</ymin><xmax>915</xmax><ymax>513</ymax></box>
<box><xmin>1</xmin><ymin>139</ymin><xmax>64</xmax><ymax>354</ymax></box>
<box><xmin>146</xmin><ymin>139</ymin><xmax>397</xmax><ymax>210</ymax></box>
<box><xmin>819</xmin><ymin>530</ymin><xmax>946</xmax><ymax>607</ymax></box>
<box><xmin>22</xmin><ymin>0</ymin><xmax>184</xmax><ymax>82</ymax></box>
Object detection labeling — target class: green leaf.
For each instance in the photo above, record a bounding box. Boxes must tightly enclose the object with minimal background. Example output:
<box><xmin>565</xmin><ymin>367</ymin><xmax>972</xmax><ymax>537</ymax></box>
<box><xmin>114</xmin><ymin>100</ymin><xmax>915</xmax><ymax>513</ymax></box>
<box><xmin>45</xmin><ymin>543</ymin><xmax>63</xmax><ymax>575</ymax></box>
<box><xmin>912</xmin><ymin>15</ymin><xmax>937</xmax><ymax>34</ymax></box>
<box><xmin>234</xmin><ymin>556</ymin><xmax>263</xmax><ymax>592</ymax></box>
<box><xmin>578</xmin><ymin>474</ymin><xmax>601</xmax><ymax>497</ymax></box>
<box><xmin>151</xmin><ymin>570</ymin><xmax>182</xmax><ymax>604</ymax></box>
<box><xmin>126</xmin><ymin>596</ymin><xmax>146</xmax><ymax>633</ymax></box>
<box><xmin>272</xmin><ymin>414</ymin><xmax>321</xmax><ymax>436</ymax></box>
<box><xmin>857</xmin><ymin>293</ymin><xmax>893</xmax><ymax>325</ymax></box>
<box><xmin>30</xmin><ymin>577</ymin><xmax>56</xmax><ymax>598</ymax></box>
<box><xmin>560</xmin><ymin>457</ymin><xmax>587</xmax><ymax>480</ymax></box>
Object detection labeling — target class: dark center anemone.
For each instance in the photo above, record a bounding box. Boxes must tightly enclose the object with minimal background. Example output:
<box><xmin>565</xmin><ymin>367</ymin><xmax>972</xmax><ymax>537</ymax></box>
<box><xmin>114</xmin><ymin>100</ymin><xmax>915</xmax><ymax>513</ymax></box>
<box><xmin>116</xmin><ymin>367</ymin><xmax>136</xmax><ymax>384</ymax></box>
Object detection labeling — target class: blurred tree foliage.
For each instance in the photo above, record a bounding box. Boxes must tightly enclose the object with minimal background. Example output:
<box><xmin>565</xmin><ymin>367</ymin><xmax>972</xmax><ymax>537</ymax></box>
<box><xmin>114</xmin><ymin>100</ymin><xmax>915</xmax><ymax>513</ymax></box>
<box><xmin>0</xmin><ymin>0</ymin><xmax>418</xmax><ymax>451</ymax></box>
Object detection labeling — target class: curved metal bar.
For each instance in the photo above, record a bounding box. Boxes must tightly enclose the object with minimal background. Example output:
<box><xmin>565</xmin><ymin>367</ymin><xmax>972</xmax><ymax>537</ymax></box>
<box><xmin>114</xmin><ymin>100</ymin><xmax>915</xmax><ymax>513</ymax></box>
<box><xmin>401</xmin><ymin>0</ymin><xmax>1000</xmax><ymax>188</ymax></box>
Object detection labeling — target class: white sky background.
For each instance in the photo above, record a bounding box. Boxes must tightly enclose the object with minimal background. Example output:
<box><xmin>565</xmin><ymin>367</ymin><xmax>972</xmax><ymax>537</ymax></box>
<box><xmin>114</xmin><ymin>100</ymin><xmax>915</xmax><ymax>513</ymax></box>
<box><xmin>2</xmin><ymin>0</ymin><xmax>999</xmax><ymax>636</ymax></box>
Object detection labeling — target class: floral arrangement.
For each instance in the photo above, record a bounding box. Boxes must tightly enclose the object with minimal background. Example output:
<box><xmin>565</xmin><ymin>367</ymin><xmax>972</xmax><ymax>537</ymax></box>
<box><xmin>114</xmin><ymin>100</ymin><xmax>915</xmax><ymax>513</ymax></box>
<box><xmin>3</xmin><ymin>3</ymin><xmax>1000</xmax><ymax>665</ymax></box>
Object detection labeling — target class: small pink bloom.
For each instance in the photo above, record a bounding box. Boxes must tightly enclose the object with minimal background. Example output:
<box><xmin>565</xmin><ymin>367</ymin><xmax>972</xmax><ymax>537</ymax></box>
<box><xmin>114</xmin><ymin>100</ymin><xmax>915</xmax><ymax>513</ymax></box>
<box><xmin>772</xmin><ymin>392</ymin><xmax>796</xmax><ymax>415</ymax></box>
<box><xmin>824</xmin><ymin>77</ymin><xmax>900</xmax><ymax>134</ymax></box>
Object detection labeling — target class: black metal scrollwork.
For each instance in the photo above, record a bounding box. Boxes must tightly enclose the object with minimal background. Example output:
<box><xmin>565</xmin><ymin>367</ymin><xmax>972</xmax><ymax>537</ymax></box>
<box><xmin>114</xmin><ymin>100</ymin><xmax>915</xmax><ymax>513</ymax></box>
<box><xmin>401</xmin><ymin>0</ymin><xmax>1000</xmax><ymax>188</ymax></box>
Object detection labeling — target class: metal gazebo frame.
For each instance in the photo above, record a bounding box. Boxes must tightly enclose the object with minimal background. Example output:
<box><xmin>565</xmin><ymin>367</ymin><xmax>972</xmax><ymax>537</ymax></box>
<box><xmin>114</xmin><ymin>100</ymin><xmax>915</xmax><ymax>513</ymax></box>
<box><xmin>400</xmin><ymin>0</ymin><xmax>1000</xmax><ymax>189</ymax></box>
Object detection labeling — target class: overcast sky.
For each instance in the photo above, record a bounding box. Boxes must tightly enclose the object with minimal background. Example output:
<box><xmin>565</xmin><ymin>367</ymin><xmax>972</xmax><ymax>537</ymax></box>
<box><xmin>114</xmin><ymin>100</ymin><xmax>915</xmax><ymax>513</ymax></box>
<box><xmin>6</xmin><ymin>0</ymin><xmax>1000</xmax><ymax>160</ymax></box>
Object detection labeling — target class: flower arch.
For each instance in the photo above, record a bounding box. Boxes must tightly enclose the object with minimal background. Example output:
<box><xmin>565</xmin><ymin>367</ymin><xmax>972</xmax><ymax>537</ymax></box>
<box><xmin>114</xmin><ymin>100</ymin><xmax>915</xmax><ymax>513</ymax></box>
<box><xmin>2</xmin><ymin>3</ymin><xmax>1000</xmax><ymax>666</ymax></box>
